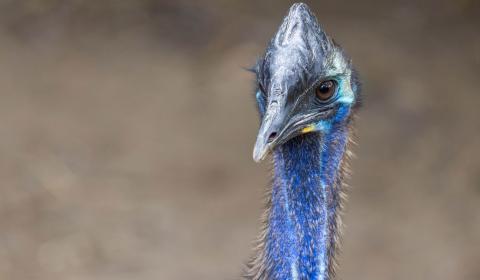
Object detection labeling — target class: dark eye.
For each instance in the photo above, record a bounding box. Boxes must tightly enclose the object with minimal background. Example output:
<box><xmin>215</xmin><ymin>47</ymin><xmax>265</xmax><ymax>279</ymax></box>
<box><xmin>315</xmin><ymin>80</ymin><xmax>336</xmax><ymax>101</ymax></box>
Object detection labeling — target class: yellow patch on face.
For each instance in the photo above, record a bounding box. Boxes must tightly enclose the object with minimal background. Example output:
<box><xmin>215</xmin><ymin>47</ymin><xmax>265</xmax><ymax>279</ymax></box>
<box><xmin>301</xmin><ymin>125</ymin><xmax>315</xmax><ymax>134</ymax></box>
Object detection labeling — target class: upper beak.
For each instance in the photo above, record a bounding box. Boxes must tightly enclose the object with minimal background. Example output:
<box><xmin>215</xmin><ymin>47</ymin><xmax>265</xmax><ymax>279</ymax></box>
<box><xmin>252</xmin><ymin>125</ymin><xmax>275</xmax><ymax>162</ymax></box>
<box><xmin>253</xmin><ymin>101</ymin><xmax>284</xmax><ymax>162</ymax></box>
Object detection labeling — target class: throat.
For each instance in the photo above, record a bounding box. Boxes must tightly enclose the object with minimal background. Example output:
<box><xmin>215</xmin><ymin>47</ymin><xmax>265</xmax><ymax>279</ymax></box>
<box><xmin>265</xmin><ymin>130</ymin><xmax>348</xmax><ymax>280</ymax></box>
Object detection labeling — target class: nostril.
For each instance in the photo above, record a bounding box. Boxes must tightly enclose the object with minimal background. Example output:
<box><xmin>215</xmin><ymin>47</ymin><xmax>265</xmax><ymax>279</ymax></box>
<box><xmin>267</xmin><ymin>132</ymin><xmax>278</xmax><ymax>143</ymax></box>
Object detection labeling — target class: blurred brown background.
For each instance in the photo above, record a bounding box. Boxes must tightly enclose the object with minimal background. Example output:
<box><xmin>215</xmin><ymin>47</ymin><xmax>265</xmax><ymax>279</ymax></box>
<box><xmin>0</xmin><ymin>0</ymin><xmax>479</xmax><ymax>279</ymax></box>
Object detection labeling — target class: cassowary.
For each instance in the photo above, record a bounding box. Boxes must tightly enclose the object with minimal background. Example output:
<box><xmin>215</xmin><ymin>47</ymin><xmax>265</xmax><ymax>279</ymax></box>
<box><xmin>245</xmin><ymin>3</ymin><xmax>361</xmax><ymax>280</ymax></box>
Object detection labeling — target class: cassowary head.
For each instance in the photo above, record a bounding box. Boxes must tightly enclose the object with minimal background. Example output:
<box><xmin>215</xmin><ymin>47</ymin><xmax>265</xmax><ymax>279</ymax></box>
<box><xmin>253</xmin><ymin>3</ymin><xmax>361</xmax><ymax>162</ymax></box>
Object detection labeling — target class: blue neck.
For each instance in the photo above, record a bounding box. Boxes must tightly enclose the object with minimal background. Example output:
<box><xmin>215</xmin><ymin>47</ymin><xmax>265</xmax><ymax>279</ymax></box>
<box><xmin>265</xmin><ymin>127</ymin><xmax>348</xmax><ymax>280</ymax></box>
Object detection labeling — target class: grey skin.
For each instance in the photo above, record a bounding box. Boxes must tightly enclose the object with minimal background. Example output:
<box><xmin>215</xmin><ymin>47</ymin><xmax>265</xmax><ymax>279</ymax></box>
<box><xmin>252</xmin><ymin>3</ymin><xmax>355</xmax><ymax>162</ymax></box>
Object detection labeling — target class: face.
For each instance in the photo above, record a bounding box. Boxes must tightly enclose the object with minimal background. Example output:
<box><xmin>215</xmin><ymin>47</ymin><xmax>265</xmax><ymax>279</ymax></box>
<box><xmin>253</xmin><ymin>3</ymin><xmax>359</xmax><ymax>162</ymax></box>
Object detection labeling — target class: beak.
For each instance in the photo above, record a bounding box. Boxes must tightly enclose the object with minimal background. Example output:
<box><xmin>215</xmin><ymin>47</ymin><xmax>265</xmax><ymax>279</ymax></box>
<box><xmin>253</xmin><ymin>100</ymin><xmax>284</xmax><ymax>162</ymax></box>
<box><xmin>252</xmin><ymin>102</ymin><xmax>326</xmax><ymax>162</ymax></box>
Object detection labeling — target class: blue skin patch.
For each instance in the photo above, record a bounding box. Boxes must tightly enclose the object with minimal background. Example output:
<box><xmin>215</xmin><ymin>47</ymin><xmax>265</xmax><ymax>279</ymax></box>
<box><xmin>267</xmin><ymin>123</ymin><xmax>349</xmax><ymax>280</ymax></box>
<box><xmin>259</xmin><ymin>84</ymin><xmax>352</xmax><ymax>280</ymax></box>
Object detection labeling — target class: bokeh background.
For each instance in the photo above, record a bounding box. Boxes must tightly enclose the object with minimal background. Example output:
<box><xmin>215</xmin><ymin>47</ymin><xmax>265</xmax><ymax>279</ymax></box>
<box><xmin>1</xmin><ymin>0</ymin><xmax>479</xmax><ymax>279</ymax></box>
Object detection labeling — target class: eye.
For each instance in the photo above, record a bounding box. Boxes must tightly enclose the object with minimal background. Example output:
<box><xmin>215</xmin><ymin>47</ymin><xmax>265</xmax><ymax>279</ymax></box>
<box><xmin>315</xmin><ymin>80</ymin><xmax>337</xmax><ymax>101</ymax></box>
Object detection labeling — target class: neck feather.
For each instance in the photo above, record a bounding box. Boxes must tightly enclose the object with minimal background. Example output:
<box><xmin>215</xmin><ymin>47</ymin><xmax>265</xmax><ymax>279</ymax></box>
<box><xmin>246</xmin><ymin>125</ymin><xmax>352</xmax><ymax>280</ymax></box>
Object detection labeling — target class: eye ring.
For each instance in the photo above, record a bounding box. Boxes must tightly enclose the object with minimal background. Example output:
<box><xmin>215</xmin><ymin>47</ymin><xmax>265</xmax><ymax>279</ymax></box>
<box><xmin>315</xmin><ymin>80</ymin><xmax>337</xmax><ymax>101</ymax></box>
